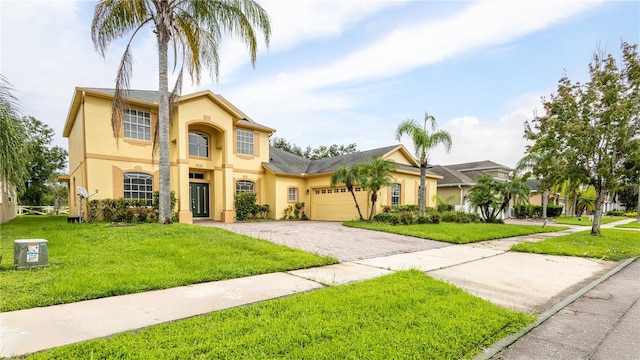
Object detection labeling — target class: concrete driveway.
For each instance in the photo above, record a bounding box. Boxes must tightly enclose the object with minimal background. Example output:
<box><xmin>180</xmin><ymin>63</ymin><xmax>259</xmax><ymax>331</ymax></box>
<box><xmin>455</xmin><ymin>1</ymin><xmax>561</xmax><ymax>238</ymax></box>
<box><xmin>198</xmin><ymin>220</ymin><xmax>450</xmax><ymax>261</ymax></box>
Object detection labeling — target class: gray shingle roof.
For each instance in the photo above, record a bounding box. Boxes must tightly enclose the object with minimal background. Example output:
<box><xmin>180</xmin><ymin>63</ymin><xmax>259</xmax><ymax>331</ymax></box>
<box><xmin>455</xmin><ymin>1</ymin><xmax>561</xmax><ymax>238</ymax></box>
<box><xmin>429</xmin><ymin>160</ymin><xmax>512</xmax><ymax>186</ymax></box>
<box><xmin>444</xmin><ymin>160</ymin><xmax>513</xmax><ymax>172</ymax></box>
<box><xmin>86</xmin><ymin>88</ymin><xmax>160</xmax><ymax>103</ymax></box>
<box><xmin>264</xmin><ymin>145</ymin><xmax>425</xmax><ymax>176</ymax></box>
<box><xmin>427</xmin><ymin>165</ymin><xmax>475</xmax><ymax>185</ymax></box>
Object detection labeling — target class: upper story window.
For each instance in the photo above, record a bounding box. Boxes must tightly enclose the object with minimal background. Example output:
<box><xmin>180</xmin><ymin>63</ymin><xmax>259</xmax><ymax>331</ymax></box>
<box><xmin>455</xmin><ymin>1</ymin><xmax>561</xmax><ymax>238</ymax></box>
<box><xmin>391</xmin><ymin>183</ymin><xmax>400</xmax><ymax>206</ymax></box>
<box><xmin>124</xmin><ymin>172</ymin><xmax>153</xmax><ymax>204</ymax></box>
<box><xmin>189</xmin><ymin>132</ymin><xmax>209</xmax><ymax>157</ymax></box>
<box><xmin>236</xmin><ymin>129</ymin><xmax>254</xmax><ymax>156</ymax></box>
<box><xmin>236</xmin><ymin>180</ymin><xmax>255</xmax><ymax>193</ymax></box>
<box><xmin>288</xmin><ymin>188</ymin><xmax>298</xmax><ymax>202</ymax></box>
<box><xmin>123</xmin><ymin>109</ymin><xmax>151</xmax><ymax>141</ymax></box>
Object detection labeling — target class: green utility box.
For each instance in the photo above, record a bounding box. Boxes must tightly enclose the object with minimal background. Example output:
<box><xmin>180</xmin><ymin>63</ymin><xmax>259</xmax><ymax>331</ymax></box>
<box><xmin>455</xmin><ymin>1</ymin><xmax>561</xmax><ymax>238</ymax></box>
<box><xmin>14</xmin><ymin>239</ymin><xmax>49</xmax><ymax>269</ymax></box>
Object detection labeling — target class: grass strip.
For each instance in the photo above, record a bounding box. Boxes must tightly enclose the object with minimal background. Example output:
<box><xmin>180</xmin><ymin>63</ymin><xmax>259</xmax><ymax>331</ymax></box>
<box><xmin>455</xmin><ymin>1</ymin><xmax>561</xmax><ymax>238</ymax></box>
<box><xmin>511</xmin><ymin>229</ymin><xmax>640</xmax><ymax>261</ymax></box>
<box><xmin>0</xmin><ymin>216</ymin><xmax>336</xmax><ymax>312</ymax></box>
<box><xmin>552</xmin><ymin>216</ymin><xmax>627</xmax><ymax>226</ymax></box>
<box><xmin>615</xmin><ymin>221</ymin><xmax>640</xmax><ymax>229</ymax></box>
<box><xmin>343</xmin><ymin>221</ymin><xmax>566</xmax><ymax>244</ymax></box>
<box><xmin>26</xmin><ymin>270</ymin><xmax>534</xmax><ymax>360</ymax></box>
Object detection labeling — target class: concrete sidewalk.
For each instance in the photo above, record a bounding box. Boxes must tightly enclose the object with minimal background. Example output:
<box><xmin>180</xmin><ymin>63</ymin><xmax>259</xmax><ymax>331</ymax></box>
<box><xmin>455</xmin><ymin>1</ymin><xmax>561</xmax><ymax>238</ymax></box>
<box><xmin>0</xmin><ymin>218</ymin><xmax>636</xmax><ymax>357</ymax></box>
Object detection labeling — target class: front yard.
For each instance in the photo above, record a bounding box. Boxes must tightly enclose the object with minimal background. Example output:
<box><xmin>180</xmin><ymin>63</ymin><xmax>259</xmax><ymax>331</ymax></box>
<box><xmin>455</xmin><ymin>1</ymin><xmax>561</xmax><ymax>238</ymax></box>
<box><xmin>344</xmin><ymin>221</ymin><xmax>567</xmax><ymax>244</ymax></box>
<box><xmin>0</xmin><ymin>216</ymin><xmax>337</xmax><ymax>312</ymax></box>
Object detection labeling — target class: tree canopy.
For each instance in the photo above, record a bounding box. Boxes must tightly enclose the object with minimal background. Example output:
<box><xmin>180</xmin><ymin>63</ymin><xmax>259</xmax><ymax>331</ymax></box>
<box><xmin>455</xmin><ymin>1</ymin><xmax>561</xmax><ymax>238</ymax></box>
<box><xmin>271</xmin><ymin>137</ymin><xmax>357</xmax><ymax>160</ymax></box>
<box><xmin>524</xmin><ymin>41</ymin><xmax>640</xmax><ymax>235</ymax></box>
<box><xmin>0</xmin><ymin>75</ymin><xmax>27</xmax><ymax>193</ymax></box>
<box><xmin>19</xmin><ymin>116</ymin><xmax>68</xmax><ymax>206</ymax></box>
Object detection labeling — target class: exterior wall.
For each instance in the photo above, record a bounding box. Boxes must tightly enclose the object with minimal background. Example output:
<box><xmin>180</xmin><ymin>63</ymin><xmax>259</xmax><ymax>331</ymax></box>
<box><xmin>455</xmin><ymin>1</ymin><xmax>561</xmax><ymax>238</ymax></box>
<box><xmin>435</xmin><ymin>186</ymin><xmax>464</xmax><ymax>206</ymax></box>
<box><xmin>270</xmin><ymin>175</ymin><xmax>308</xmax><ymax>219</ymax></box>
<box><xmin>0</xmin><ymin>180</ymin><xmax>17</xmax><ymax>224</ymax></box>
<box><xmin>67</xmin><ymin>100</ymin><xmax>87</xmax><ymax>218</ymax></box>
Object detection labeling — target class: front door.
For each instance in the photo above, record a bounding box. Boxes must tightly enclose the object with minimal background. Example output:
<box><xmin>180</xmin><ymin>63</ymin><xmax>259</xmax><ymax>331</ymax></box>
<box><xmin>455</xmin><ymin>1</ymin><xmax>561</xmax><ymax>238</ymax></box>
<box><xmin>189</xmin><ymin>183</ymin><xmax>209</xmax><ymax>218</ymax></box>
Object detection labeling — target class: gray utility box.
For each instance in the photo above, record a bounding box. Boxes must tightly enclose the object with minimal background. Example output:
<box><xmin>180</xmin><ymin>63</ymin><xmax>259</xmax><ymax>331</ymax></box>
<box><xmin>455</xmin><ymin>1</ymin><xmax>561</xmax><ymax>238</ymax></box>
<box><xmin>14</xmin><ymin>239</ymin><xmax>49</xmax><ymax>269</ymax></box>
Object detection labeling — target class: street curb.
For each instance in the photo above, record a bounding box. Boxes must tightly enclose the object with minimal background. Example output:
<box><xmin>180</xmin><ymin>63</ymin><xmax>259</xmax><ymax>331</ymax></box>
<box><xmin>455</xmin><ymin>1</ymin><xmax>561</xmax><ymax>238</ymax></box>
<box><xmin>475</xmin><ymin>257</ymin><xmax>638</xmax><ymax>360</ymax></box>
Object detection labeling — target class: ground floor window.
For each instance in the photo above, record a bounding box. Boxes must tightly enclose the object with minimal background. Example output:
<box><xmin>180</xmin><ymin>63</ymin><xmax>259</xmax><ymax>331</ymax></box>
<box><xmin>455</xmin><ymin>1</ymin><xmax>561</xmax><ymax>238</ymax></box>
<box><xmin>124</xmin><ymin>172</ymin><xmax>153</xmax><ymax>203</ymax></box>
<box><xmin>236</xmin><ymin>180</ymin><xmax>255</xmax><ymax>193</ymax></box>
<box><xmin>391</xmin><ymin>183</ymin><xmax>400</xmax><ymax>206</ymax></box>
<box><xmin>288</xmin><ymin>187</ymin><xmax>298</xmax><ymax>202</ymax></box>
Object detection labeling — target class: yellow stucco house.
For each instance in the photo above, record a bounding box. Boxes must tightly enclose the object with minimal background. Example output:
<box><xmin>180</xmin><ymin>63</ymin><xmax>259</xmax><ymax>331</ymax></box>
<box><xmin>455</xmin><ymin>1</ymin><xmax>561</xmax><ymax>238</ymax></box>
<box><xmin>62</xmin><ymin>87</ymin><xmax>440</xmax><ymax>223</ymax></box>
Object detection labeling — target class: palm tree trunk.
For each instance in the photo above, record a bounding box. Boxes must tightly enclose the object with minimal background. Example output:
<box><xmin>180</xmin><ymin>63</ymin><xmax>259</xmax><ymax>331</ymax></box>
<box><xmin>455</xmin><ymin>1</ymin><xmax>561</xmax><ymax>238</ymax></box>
<box><xmin>349</xmin><ymin>189</ymin><xmax>364</xmax><ymax>221</ymax></box>
<box><xmin>157</xmin><ymin>30</ymin><xmax>171</xmax><ymax>224</ymax></box>
<box><xmin>419</xmin><ymin>166</ymin><xmax>426</xmax><ymax>213</ymax></box>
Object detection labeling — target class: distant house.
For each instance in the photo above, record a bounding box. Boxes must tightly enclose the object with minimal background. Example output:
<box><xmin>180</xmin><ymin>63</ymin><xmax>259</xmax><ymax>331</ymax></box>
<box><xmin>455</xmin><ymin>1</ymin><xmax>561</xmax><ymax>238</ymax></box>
<box><xmin>61</xmin><ymin>87</ymin><xmax>441</xmax><ymax>223</ymax></box>
<box><xmin>524</xmin><ymin>179</ymin><xmax>561</xmax><ymax>207</ymax></box>
<box><xmin>0</xmin><ymin>178</ymin><xmax>17</xmax><ymax>224</ymax></box>
<box><xmin>428</xmin><ymin>160</ymin><xmax>513</xmax><ymax>214</ymax></box>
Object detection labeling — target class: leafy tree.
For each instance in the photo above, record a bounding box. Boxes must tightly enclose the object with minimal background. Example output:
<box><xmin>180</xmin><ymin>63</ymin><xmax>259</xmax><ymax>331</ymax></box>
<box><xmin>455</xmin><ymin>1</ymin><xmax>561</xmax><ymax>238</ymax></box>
<box><xmin>19</xmin><ymin>116</ymin><xmax>68</xmax><ymax>206</ymax></box>
<box><xmin>395</xmin><ymin>112</ymin><xmax>452</xmax><ymax>213</ymax></box>
<box><xmin>357</xmin><ymin>157</ymin><xmax>397</xmax><ymax>222</ymax></box>
<box><xmin>575</xmin><ymin>186</ymin><xmax>596</xmax><ymax>216</ymax></box>
<box><xmin>617</xmin><ymin>184</ymin><xmax>638</xmax><ymax>211</ymax></box>
<box><xmin>92</xmin><ymin>0</ymin><xmax>271</xmax><ymax>224</ymax></box>
<box><xmin>467</xmin><ymin>175</ymin><xmax>530</xmax><ymax>223</ymax></box>
<box><xmin>524</xmin><ymin>41</ymin><xmax>640</xmax><ymax>235</ymax></box>
<box><xmin>0</xmin><ymin>75</ymin><xmax>27</xmax><ymax>195</ymax></box>
<box><xmin>330</xmin><ymin>164</ymin><xmax>365</xmax><ymax>221</ymax></box>
<box><xmin>271</xmin><ymin>137</ymin><xmax>357</xmax><ymax>159</ymax></box>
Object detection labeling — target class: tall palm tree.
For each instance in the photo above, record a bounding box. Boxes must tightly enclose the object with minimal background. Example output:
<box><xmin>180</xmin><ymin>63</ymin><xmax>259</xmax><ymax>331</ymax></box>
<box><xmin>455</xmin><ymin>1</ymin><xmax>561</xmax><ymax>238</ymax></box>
<box><xmin>330</xmin><ymin>164</ymin><xmax>365</xmax><ymax>221</ymax></box>
<box><xmin>357</xmin><ymin>157</ymin><xmax>396</xmax><ymax>222</ymax></box>
<box><xmin>0</xmin><ymin>75</ymin><xmax>26</xmax><ymax>195</ymax></box>
<box><xmin>395</xmin><ymin>112</ymin><xmax>452</xmax><ymax>213</ymax></box>
<box><xmin>92</xmin><ymin>0</ymin><xmax>271</xmax><ymax>224</ymax></box>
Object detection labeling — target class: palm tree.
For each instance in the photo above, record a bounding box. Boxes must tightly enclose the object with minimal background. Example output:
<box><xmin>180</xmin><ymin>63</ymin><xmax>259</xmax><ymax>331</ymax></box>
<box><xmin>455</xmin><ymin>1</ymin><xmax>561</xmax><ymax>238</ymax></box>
<box><xmin>330</xmin><ymin>164</ymin><xmax>365</xmax><ymax>221</ymax></box>
<box><xmin>396</xmin><ymin>112</ymin><xmax>452</xmax><ymax>213</ymax></box>
<box><xmin>468</xmin><ymin>175</ymin><xmax>530</xmax><ymax>222</ymax></box>
<box><xmin>92</xmin><ymin>0</ymin><xmax>271</xmax><ymax>224</ymax></box>
<box><xmin>0</xmin><ymin>75</ymin><xmax>26</xmax><ymax>195</ymax></box>
<box><xmin>357</xmin><ymin>157</ymin><xmax>396</xmax><ymax>222</ymax></box>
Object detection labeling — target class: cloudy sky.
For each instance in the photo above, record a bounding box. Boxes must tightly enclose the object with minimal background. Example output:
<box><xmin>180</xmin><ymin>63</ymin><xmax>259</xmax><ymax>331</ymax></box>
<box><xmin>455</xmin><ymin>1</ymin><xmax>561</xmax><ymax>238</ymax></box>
<box><xmin>1</xmin><ymin>0</ymin><xmax>638</xmax><ymax>168</ymax></box>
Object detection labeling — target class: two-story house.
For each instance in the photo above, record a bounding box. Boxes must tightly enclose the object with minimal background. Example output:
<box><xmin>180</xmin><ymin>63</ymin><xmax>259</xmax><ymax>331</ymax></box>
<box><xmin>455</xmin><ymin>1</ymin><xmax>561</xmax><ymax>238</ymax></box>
<box><xmin>61</xmin><ymin>88</ymin><xmax>441</xmax><ymax>223</ymax></box>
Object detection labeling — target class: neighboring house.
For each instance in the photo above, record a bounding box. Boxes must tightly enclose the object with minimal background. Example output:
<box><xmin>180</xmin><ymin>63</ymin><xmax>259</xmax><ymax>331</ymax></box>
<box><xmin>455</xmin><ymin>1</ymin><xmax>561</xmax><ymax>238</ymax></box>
<box><xmin>0</xmin><ymin>178</ymin><xmax>18</xmax><ymax>224</ymax></box>
<box><xmin>428</xmin><ymin>160</ymin><xmax>513</xmax><ymax>213</ymax></box>
<box><xmin>61</xmin><ymin>87</ymin><xmax>440</xmax><ymax>223</ymax></box>
<box><xmin>524</xmin><ymin>179</ymin><xmax>561</xmax><ymax>207</ymax></box>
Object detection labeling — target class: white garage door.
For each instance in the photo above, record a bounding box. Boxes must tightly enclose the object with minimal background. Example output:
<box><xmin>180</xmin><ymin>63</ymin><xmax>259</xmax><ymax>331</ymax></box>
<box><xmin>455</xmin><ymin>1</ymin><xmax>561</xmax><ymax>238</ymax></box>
<box><xmin>311</xmin><ymin>186</ymin><xmax>370</xmax><ymax>221</ymax></box>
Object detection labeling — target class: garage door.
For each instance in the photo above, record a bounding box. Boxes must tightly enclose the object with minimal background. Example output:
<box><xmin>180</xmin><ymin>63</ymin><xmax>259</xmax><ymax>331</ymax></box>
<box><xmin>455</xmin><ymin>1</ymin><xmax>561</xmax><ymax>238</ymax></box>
<box><xmin>311</xmin><ymin>186</ymin><xmax>370</xmax><ymax>221</ymax></box>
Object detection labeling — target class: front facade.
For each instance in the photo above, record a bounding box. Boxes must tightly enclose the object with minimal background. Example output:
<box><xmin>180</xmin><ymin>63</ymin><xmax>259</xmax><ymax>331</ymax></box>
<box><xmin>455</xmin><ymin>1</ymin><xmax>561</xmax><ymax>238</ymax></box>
<box><xmin>63</xmin><ymin>88</ymin><xmax>438</xmax><ymax>223</ymax></box>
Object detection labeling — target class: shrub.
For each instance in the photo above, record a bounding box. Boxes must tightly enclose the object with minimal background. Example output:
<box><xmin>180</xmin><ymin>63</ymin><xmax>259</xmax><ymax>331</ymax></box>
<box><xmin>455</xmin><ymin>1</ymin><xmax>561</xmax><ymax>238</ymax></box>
<box><xmin>439</xmin><ymin>211</ymin><xmax>480</xmax><ymax>223</ymax></box>
<box><xmin>625</xmin><ymin>211</ymin><xmax>637</xmax><ymax>218</ymax></box>
<box><xmin>606</xmin><ymin>210</ymin><xmax>626</xmax><ymax>216</ymax></box>
<box><xmin>436</xmin><ymin>203</ymin><xmax>455</xmax><ymax>212</ymax></box>
<box><xmin>87</xmin><ymin>191</ymin><xmax>177</xmax><ymax>223</ymax></box>
<box><xmin>234</xmin><ymin>192</ymin><xmax>257</xmax><ymax>221</ymax></box>
<box><xmin>515</xmin><ymin>204</ymin><xmax>563</xmax><ymax>218</ymax></box>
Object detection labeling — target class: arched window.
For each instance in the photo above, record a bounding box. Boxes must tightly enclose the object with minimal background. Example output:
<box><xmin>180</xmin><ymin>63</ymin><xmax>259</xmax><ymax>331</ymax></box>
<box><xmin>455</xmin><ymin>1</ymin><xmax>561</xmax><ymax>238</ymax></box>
<box><xmin>124</xmin><ymin>172</ymin><xmax>153</xmax><ymax>203</ymax></box>
<box><xmin>189</xmin><ymin>132</ymin><xmax>209</xmax><ymax>157</ymax></box>
<box><xmin>236</xmin><ymin>180</ymin><xmax>255</xmax><ymax>193</ymax></box>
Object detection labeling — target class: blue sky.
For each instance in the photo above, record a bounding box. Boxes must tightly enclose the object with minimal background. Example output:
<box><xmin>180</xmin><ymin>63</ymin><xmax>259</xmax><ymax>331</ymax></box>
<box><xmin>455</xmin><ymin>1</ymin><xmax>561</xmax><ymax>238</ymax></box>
<box><xmin>1</xmin><ymin>0</ymin><xmax>638</xmax><ymax>168</ymax></box>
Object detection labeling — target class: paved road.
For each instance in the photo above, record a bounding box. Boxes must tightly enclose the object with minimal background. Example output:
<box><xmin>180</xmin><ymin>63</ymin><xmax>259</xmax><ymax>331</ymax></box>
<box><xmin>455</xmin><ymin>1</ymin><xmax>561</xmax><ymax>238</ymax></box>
<box><xmin>494</xmin><ymin>258</ymin><xmax>640</xmax><ymax>360</ymax></box>
<box><xmin>199</xmin><ymin>220</ymin><xmax>450</xmax><ymax>261</ymax></box>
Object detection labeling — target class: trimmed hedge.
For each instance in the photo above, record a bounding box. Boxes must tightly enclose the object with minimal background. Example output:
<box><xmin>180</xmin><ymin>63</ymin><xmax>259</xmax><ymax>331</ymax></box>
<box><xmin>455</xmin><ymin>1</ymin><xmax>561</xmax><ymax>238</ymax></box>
<box><xmin>515</xmin><ymin>204</ymin><xmax>563</xmax><ymax>218</ymax></box>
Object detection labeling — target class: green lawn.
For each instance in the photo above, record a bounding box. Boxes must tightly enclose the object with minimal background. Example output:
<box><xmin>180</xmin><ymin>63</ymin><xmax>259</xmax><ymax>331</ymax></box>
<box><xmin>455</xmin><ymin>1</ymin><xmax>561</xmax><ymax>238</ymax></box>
<box><xmin>552</xmin><ymin>216</ymin><xmax>627</xmax><ymax>226</ymax></box>
<box><xmin>344</xmin><ymin>221</ymin><xmax>566</xmax><ymax>244</ymax></box>
<box><xmin>511</xmin><ymin>229</ymin><xmax>640</xmax><ymax>261</ymax></box>
<box><xmin>0</xmin><ymin>216</ymin><xmax>336</xmax><ymax>312</ymax></box>
<box><xmin>616</xmin><ymin>221</ymin><xmax>640</xmax><ymax>229</ymax></box>
<box><xmin>26</xmin><ymin>270</ymin><xmax>533</xmax><ymax>360</ymax></box>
